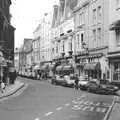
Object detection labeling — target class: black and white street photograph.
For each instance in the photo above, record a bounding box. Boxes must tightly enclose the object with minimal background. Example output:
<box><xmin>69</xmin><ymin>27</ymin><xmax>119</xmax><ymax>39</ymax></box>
<box><xmin>0</xmin><ymin>0</ymin><xmax>120</xmax><ymax>120</ymax></box>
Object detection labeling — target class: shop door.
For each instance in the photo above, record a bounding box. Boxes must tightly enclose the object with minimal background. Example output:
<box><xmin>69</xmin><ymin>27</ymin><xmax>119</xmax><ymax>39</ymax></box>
<box><xmin>113</xmin><ymin>63</ymin><xmax>120</xmax><ymax>81</ymax></box>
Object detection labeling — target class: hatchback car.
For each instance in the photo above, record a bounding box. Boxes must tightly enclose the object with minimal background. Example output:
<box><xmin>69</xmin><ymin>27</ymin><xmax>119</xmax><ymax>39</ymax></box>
<box><xmin>78</xmin><ymin>76</ymin><xmax>89</xmax><ymax>90</ymax></box>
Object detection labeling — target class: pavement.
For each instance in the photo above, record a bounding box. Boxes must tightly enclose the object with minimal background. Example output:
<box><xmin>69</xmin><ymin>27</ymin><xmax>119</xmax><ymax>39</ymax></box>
<box><xmin>0</xmin><ymin>79</ymin><xmax>25</xmax><ymax>99</ymax></box>
<box><xmin>108</xmin><ymin>95</ymin><xmax>120</xmax><ymax>120</ymax></box>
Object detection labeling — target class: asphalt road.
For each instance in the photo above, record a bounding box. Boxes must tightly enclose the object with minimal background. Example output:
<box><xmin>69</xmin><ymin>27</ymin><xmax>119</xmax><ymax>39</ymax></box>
<box><xmin>0</xmin><ymin>77</ymin><xmax>115</xmax><ymax>120</ymax></box>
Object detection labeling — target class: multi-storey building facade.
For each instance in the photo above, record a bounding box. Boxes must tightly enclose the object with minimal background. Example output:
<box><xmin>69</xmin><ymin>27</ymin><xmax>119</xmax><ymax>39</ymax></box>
<box><xmin>108</xmin><ymin>0</ymin><xmax>120</xmax><ymax>82</ymax></box>
<box><xmin>19</xmin><ymin>38</ymin><xmax>33</xmax><ymax>72</ymax></box>
<box><xmin>33</xmin><ymin>13</ymin><xmax>53</xmax><ymax>66</ymax></box>
<box><xmin>33</xmin><ymin>26</ymin><xmax>40</xmax><ymax>65</ymax></box>
<box><xmin>74</xmin><ymin>0</ymin><xmax>110</xmax><ymax>79</ymax></box>
<box><xmin>51</xmin><ymin>0</ymin><xmax>77</xmax><ymax>67</ymax></box>
<box><xmin>14</xmin><ymin>48</ymin><xmax>19</xmax><ymax>72</ymax></box>
<box><xmin>0</xmin><ymin>0</ymin><xmax>15</xmax><ymax>62</ymax></box>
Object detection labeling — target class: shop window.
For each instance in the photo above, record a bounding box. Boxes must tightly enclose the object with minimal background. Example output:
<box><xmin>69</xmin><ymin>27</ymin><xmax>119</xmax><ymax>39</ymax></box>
<box><xmin>113</xmin><ymin>63</ymin><xmax>120</xmax><ymax>81</ymax></box>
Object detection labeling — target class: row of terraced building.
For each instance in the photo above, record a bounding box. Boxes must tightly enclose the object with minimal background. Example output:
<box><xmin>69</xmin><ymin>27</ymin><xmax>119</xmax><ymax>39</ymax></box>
<box><xmin>18</xmin><ymin>0</ymin><xmax>120</xmax><ymax>83</ymax></box>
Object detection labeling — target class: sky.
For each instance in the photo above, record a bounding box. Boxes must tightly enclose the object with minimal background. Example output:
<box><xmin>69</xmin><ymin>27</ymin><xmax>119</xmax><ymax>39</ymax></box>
<box><xmin>10</xmin><ymin>0</ymin><xmax>59</xmax><ymax>48</ymax></box>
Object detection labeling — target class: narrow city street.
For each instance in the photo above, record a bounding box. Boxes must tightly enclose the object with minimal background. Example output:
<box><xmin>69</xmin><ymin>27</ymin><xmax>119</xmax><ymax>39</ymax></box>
<box><xmin>0</xmin><ymin>78</ymin><xmax>115</xmax><ymax>120</ymax></box>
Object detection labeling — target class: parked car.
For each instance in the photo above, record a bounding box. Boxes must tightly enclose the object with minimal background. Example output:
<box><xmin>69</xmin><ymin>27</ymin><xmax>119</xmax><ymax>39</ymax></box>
<box><xmin>64</xmin><ymin>75</ymin><xmax>75</xmax><ymax>87</ymax></box>
<box><xmin>98</xmin><ymin>79</ymin><xmax>119</xmax><ymax>94</ymax></box>
<box><xmin>87</xmin><ymin>79</ymin><xmax>99</xmax><ymax>93</ymax></box>
<box><xmin>87</xmin><ymin>79</ymin><xmax>119</xmax><ymax>95</ymax></box>
<box><xmin>51</xmin><ymin>75</ymin><xmax>66</xmax><ymax>86</ymax></box>
<box><xmin>78</xmin><ymin>76</ymin><xmax>89</xmax><ymax>90</ymax></box>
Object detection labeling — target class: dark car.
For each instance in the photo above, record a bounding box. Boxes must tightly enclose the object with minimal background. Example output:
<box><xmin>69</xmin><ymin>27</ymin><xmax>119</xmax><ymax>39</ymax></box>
<box><xmin>87</xmin><ymin>79</ymin><xmax>119</xmax><ymax>95</ymax></box>
<box><xmin>98</xmin><ymin>80</ymin><xmax>119</xmax><ymax>95</ymax></box>
<box><xmin>87</xmin><ymin>79</ymin><xmax>100</xmax><ymax>93</ymax></box>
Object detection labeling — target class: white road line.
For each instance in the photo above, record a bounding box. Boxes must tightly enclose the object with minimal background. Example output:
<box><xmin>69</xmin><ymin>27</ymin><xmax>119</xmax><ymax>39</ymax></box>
<box><xmin>34</xmin><ymin>118</ymin><xmax>40</xmax><ymax>120</ymax></box>
<box><xmin>44</xmin><ymin>112</ymin><xmax>53</xmax><ymax>116</ymax></box>
<box><xmin>65</xmin><ymin>103</ymin><xmax>70</xmax><ymax>106</ymax></box>
<box><xmin>103</xmin><ymin>96</ymin><xmax>116</xmax><ymax>120</ymax></box>
<box><xmin>82</xmin><ymin>106</ymin><xmax>90</xmax><ymax>111</ymax></box>
<box><xmin>56</xmin><ymin>107</ymin><xmax>63</xmax><ymax>111</ymax></box>
<box><xmin>96</xmin><ymin>107</ymin><xmax>107</xmax><ymax>113</ymax></box>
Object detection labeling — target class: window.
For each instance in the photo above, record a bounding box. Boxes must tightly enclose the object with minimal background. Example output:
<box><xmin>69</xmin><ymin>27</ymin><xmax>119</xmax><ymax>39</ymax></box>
<box><xmin>97</xmin><ymin>28</ymin><xmax>101</xmax><ymax>46</ymax></box>
<box><xmin>93</xmin><ymin>29</ymin><xmax>96</xmax><ymax>42</ymax></box>
<box><xmin>116</xmin><ymin>30</ymin><xmax>120</xmax><ymax>45</ymax></box>
<box><xmin>93</xmin><ymin>9</ymin><xmax>96</xmax><ymax>24</ymax></box>
<box><xmin>97</xmin><ymin>6</ymin><xmax>102</xmax><ymax>21</ymax></box>
<box><xmin>81</xmin><ymin>33</ymin><xmax>84</xmax><ymax>43</ymax></box>
<box><xmin>79</xmin><ymin>13</ymin><xmax>85</xmax><ymax>26</ymax></box>
<box><xmin>63</xmin><ymin>41</ymin><xmax>65</xmax><ymax>52</ymax></box>
<box><xmin>77</xmin><ymin>34</ymin><xmax>80</xmax><ymax>49</ymax></box>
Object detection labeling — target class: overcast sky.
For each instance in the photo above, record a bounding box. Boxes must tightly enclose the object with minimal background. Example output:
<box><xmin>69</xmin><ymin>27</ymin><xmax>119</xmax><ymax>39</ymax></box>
<box><xmin>10</xmin><ymin>0</ymin><xmax>58</xmax><ymax>48</ymax></box>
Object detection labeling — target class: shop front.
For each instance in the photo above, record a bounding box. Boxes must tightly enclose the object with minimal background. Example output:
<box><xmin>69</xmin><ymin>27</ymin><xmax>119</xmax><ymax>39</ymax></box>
<box><xmin>84</xmin><ymin>62</ymin><xmax>101</xmax><ymax>79</ymax></box>
<box><xmin>108</xmin><ymin>55</ymin><xmax>120</xmax><ymax>82</ymax></box>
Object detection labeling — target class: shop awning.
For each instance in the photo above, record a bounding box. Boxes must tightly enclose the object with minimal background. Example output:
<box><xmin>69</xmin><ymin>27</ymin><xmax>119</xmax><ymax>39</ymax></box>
<box><xmin>84</xmin><ymin>62</ymin><xmax>101</xmax><ymax>71</ymax></box>
<box><xmin>62</xmin><ymin>65</ymin><xmax>74</xmax><ymax>71</ymax></box>
<box><xmin>56</xmin><ymin>65</ymin><xmax>63</xmax><ymax>71</ymax></box>
<box><xmin>76</xmin><ymin>63</ymin><xmax>85</xmax><ymax>68</ymax></box>
<box><xmin>41</xmin><ymin>64</ymin><xmax>49</xmax><ymax>71</ymax></box>
<box><xmin>110</xmin><ymin>20</ymin><xmax>120</xmax><ymax>30</ymax></box>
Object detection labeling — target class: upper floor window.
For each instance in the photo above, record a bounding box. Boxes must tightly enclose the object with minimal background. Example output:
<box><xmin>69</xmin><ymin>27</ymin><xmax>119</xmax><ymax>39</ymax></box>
<box><xmin>97</xmin><ymin>28</ymin><xmax>101</xmax><ymax>42</ymax></box>
<box><xmin>81</xmin><ymin>33</ymin><xmax>84</xmax><ymax>43</ymax></box>
<box><xmin>79</xmin><ymin>13</ymin><xmax>85</xmax><ymax>26</ymax></box>
<box><xmin>93</xmin><ymin>29</ymin><xmax>96</xmax><ymax>42</ymax></box>
<box><xmin>116</xmin><ymin>29</ymin><xmax>120</xmax><ymax>45</ymax></box>
<box><xmin>97</xmin><ymin>6</ymin><xmax>102</xmax><ymax>21</ymax></box>
<box><xmin>93</xmin><ymin>9</ymin><xmax>96</xmax><ymax>24</ymax></box>
<box><xmin>77</xmin><ymin>34</ymin><xmax>80</xmax><ymax>49</ymax></box>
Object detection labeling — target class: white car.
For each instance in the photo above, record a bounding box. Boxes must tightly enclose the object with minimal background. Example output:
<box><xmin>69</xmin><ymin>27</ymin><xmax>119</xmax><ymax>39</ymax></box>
<box><xmin>64</xmin><ymin>75</ymin><xmax>75</xmax><ymax>87</ymax></box>
<box><xmin>79</xmin><ymin>76</ymin><xmax>89</xmax><ymax>90</ymax></box>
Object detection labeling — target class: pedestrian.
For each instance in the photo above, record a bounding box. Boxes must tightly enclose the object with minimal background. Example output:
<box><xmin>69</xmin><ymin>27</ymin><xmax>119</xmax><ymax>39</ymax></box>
<box><xmin>74</xmin><ymin>73</ymin><xmax>79</xmax><ymax>90</ymax></box>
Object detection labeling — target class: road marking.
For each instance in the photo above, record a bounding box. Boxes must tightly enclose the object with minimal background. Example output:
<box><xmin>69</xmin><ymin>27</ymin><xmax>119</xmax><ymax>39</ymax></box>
<box><xmin>96</xmin><ymin>102</ymin><xmax>101</xmax><ymax>106</ymax></box>
<box><xmin>89</xmin><ymin>106</ymin><xmax>94</xmax><ymax>112</ymax></box>
<box><xmin>96</xmin><ymin>107</ymin><xmax>107</xmax><ymax>113</ymax></box>
<box><xmin>72</xmin><ymin>104</ymin><xmax>84</xmax><ymax>110</ymax></box>
<box><xmin>65</xmin><ymin>103</ymin><xmax>70</xmax><ymax>106</ymax></box>
<box><xmin>103</xmin><ymin>96</ymin><xmax>116</xmax><ymax>120</ymax></box>
<box><xmin>44</xmin><ymin>112</ymin><xmax>53</xmax><ymax>116</ymax></box>
<box><xmin>56</xmin><ymin>107</ymin><xmax>63</xmax><ymax>111</ymax></box>
<box><xmin>82</xmin><ymin>106</ymin><xmax>90</xmax><ymax>111</ymax></box>
<box><xmin>34</xmin><ymin>118</ymin><xmax>40</xmax><ymax>120</ymax></box>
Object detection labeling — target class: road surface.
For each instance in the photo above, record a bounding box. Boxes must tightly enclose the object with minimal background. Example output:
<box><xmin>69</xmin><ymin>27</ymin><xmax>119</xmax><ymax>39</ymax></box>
<box><xmin>0</xmin><ymin>77</ymin><xmax>115</xmax><ymax>120</ymax></box>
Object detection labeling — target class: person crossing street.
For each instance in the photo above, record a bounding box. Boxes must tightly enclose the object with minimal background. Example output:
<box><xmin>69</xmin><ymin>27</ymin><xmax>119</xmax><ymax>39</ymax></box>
<box><xmin>74</xmin><ymin>73</ymin><xmax>79</xmax><ymax>90</ymax></box>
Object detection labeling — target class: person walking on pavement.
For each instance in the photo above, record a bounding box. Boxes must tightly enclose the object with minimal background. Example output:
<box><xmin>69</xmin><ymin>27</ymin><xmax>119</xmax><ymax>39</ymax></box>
<box><xmin>74</xmin><ymin>73</ymin><xmax>79</xmax><ymax>90</ymax></box>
